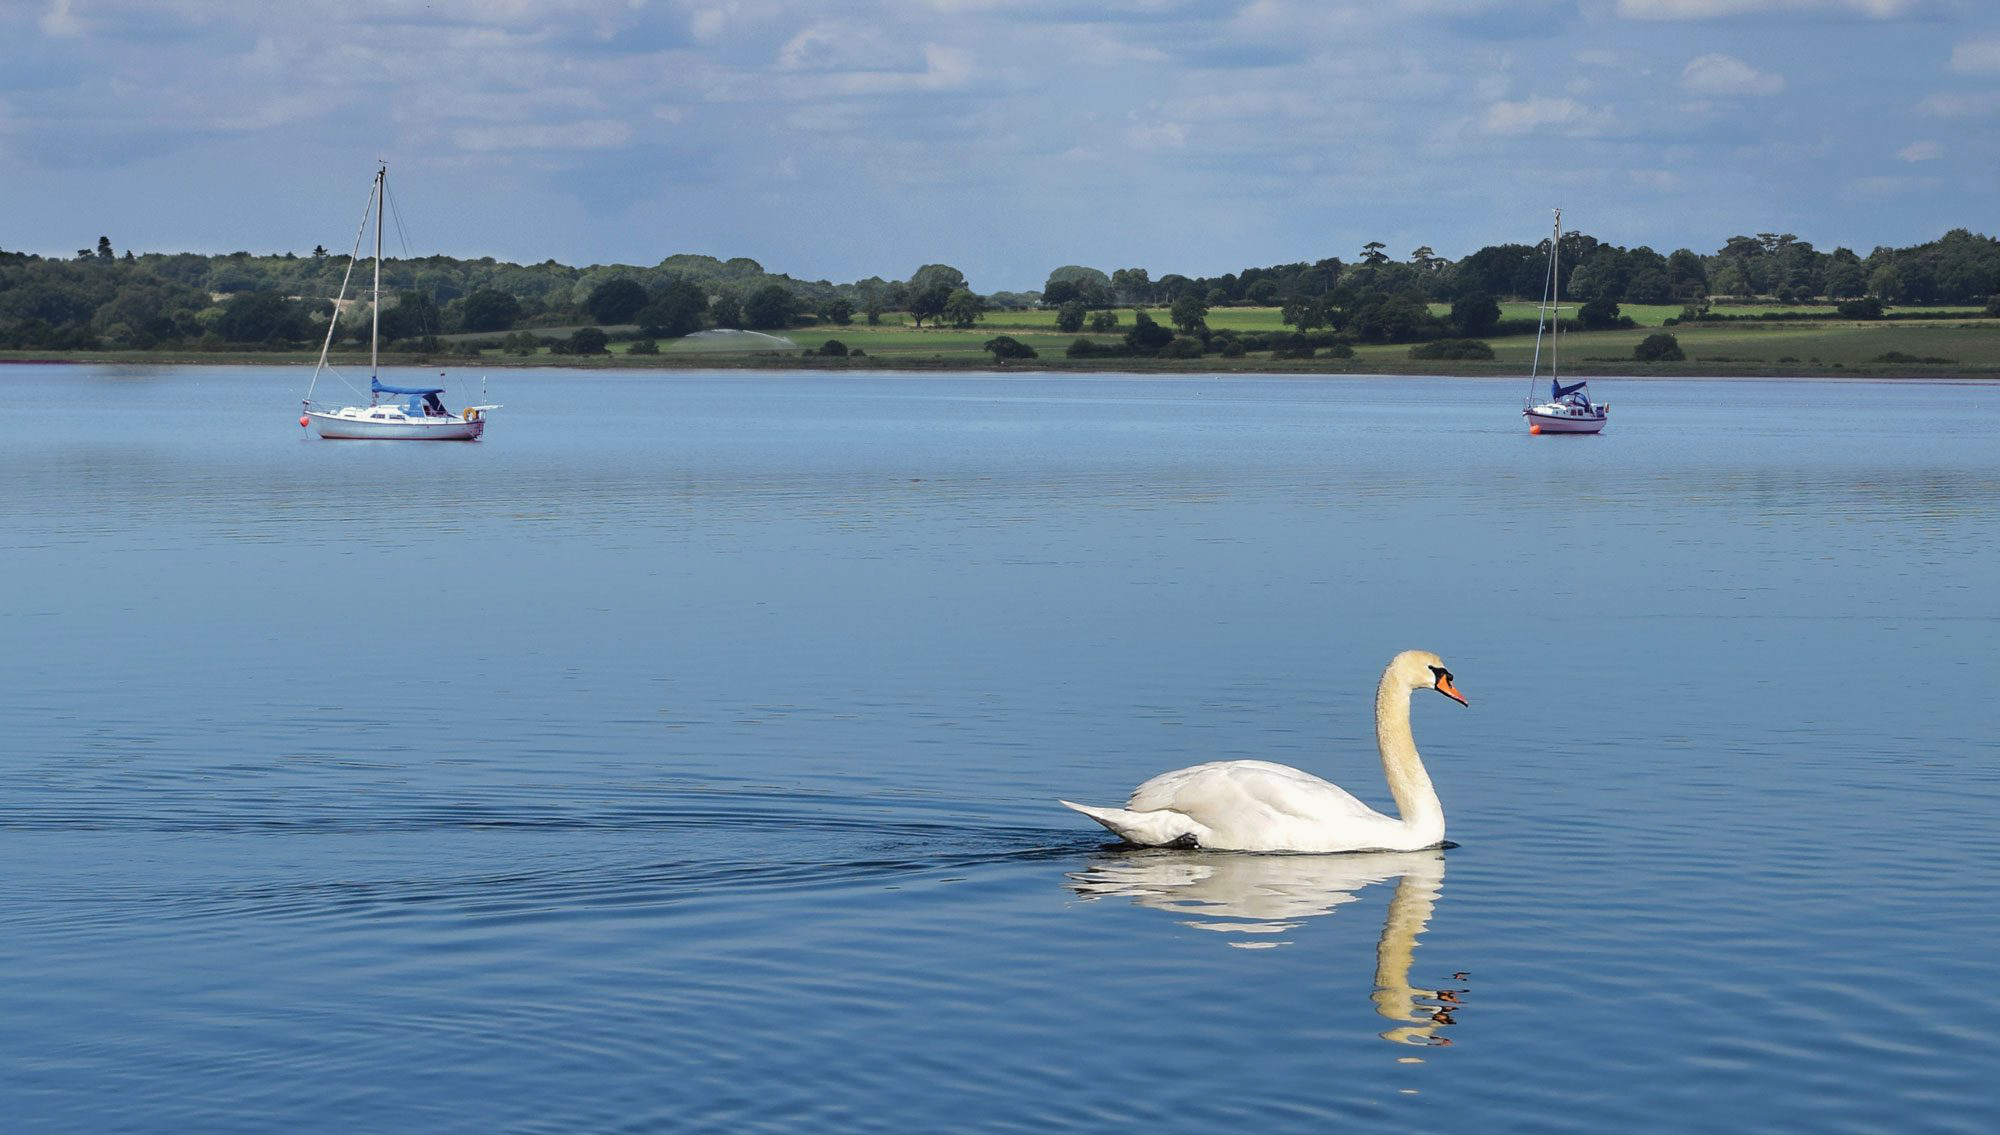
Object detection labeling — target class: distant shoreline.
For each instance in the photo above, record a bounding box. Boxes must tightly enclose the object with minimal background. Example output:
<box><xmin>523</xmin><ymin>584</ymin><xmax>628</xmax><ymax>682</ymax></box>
<box><xmin>4</xmin><ymin>351</ymin><xmax>1996</xmax><ymax>384</ymax></box>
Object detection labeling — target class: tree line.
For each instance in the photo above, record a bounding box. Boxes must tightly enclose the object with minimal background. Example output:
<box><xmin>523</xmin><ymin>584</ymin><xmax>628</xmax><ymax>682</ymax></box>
<box><xmin>1</xmin><ymin>225</ymin><xmax>1994</xmax><ymax>353</ymax></box>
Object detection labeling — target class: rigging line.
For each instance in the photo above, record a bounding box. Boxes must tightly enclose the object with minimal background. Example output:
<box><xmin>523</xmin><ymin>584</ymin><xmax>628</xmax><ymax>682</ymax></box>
<box><xmin>305</xmin><ymin>175</ymin><xmax>380</xmax><ymax>409</ymax></box>
<box><xmin>1527</xmin><ymin>209</ymin><xmax>1559</xmax><ymax>396</ymax></box>
<box><xmin>383</xmin><ymin>175</ymin><xmax>415</xmax><ymax>261</ymax></box>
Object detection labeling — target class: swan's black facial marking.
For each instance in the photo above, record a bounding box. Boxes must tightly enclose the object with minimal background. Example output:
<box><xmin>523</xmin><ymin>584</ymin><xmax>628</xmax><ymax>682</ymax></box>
<box><xmin>1429</xmin><ymin>665</ymin><xmax>1468</xmax><ymax>706</ymax></box>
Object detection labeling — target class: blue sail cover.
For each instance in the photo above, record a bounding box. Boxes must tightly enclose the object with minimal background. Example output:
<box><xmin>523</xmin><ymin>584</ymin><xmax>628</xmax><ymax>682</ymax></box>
<box><xmin>371</xmin><ymin>377</ymin><xmax>445</xmax><ymax>396</ymax></box>
<box><xmin>1551</xmin><ymin>378</ymin><xmax>1590</xmax><ymax>402</ymax></box>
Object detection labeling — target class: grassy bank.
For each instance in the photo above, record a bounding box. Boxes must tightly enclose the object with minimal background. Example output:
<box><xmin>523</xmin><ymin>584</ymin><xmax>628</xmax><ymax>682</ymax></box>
<box><xmin>7</xmin><ymin>305</ymin><xmax>1998</xmax><ymax>380</ymax></box>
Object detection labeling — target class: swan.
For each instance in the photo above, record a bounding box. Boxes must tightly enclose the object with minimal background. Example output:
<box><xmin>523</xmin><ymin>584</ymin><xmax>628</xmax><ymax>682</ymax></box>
<box><xmin>1060</xmin><ymin>650</ymin><xmax>1467</xmax><ymax>853</ymax></box>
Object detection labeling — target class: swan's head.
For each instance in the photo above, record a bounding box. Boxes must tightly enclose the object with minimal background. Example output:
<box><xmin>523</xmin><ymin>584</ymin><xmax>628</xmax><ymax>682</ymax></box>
<box><xmin>1392</xmin><ymin>650</ymin><xmax>1468</xmax><ymax>706</ymax></box>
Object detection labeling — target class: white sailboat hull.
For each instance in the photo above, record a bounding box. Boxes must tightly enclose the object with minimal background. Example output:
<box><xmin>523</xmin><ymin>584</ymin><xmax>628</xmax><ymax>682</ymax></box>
<box><xmin>310</xmin><ymin>410</ymin><xmax>485</xmax><ymax>440</ymax></box>
<box><xmin>1524</xmin><ymin>404</ymin><xmax>1608</xmax><ymax>434</ymax></box>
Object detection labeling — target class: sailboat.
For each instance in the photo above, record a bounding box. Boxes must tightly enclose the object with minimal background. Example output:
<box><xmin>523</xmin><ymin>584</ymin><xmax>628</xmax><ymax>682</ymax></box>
<box><xmin>300</xmin><ymin>164</ymin><xmax>497</xmax><ymax>440</ymax></box>
<box><xmin>1522</xmin><ymin>208</ymin><xmax>1607</xmax><ymax>435</ymax></box>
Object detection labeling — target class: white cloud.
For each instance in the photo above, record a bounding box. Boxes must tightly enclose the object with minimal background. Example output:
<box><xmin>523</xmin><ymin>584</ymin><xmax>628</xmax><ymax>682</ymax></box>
<box><xmin>1474</xmin><ymin>71</ymin><xmax>1511</xmax><ymax>100</ymax></box>
<box><xmin>1161</xmin><ymin>90</ymin><xmax>1316</xmax><ymax>123</ymax></box>
<box><xmin>1479</xmin><ymin>96</ymin><xmax>1614</xmax><ymax>136</ymax></box>
<box><xmin>1920</xmin><ymin>91</ymin><xmax>2000</xmax><ymax>117</ymax></box>
<box><xmin>453</xmin><ymin>119</ymin><xmax>633</xmax><ymax>151</ymax></box>
<box><xmin>1618</xmin><ymin>0</ymin><xmax>1923</xmax><ymax>17</ymax></box>
<box><xmin>776</xmin><ymin>25</ymin><xmax>842</xmax><ymax>70</ymax></box>
<box><xmin>4</xmin><ymin>0</ymin><xmax>1995</xmax><ymax>289</ymax></box>
<box><xmin>1126</xmin><ymin>119</ymin><xmax>1189</xmax><ymax>151</ymax></box>
<box><xmin>39</xmin><ymin>0</ymin><xmax>83</xmax><ymax>37</ymax></box>
<box><xmin>1948</xmin><ymin>40</ymin><xmax>2000</xmax><ymax>75</ymax></box>
<box><xmin>822</xmin><ymin>43</ymin><xmax>973</xmax><ymax>95</ymax></box>
<box><xmin>1068</xmin><ymin>29</ymin><xmax>1170</xmax><ymax>67</ymax></box>
<box><xmin>1681</xmin><ymin>54</ymin><xmax>1785</xmax><ymax>95</ymax></box>
<box><xmin>1227</xmin><ymin>0</ymin><xmax>1372</xmax><ymax>43</ymax></box>
<box><xmin>687</xmin><ymin>3</ymin><xmax>743</xmax><ymax>44</ymax></box>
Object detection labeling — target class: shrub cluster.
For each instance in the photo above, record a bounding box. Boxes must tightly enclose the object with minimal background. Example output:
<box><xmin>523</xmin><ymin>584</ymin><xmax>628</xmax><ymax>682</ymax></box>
<box><xmin>1408</xmin><ymin>339</ymin><xmax>1494</xmax><ymax>360</ymax></box>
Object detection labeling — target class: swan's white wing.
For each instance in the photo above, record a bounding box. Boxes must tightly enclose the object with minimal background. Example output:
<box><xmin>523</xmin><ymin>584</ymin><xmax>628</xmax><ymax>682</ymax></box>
<box><xmin>1127</xmin><ymin>760</ymin><xmax>1383</xmax><ymax>822</ymax></box>
<box><xmin>1120</xmin><ymin>760</ymin><xmax>1401</xmax><ymax>852</ymax></box>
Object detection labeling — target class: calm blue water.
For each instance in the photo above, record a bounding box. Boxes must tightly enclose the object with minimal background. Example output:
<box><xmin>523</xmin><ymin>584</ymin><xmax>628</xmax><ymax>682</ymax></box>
<box><xmin>3</xmin><ymin>364</ymin><xmax>1997</xmax><ymax>1133</ymax></box>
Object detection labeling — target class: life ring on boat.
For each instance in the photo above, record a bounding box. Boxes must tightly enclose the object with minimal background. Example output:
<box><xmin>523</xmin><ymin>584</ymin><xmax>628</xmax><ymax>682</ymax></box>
<box><xmin>462</xmin><ymin>407</ymin><xmax>477</xmax><ymax>421</ymax></box>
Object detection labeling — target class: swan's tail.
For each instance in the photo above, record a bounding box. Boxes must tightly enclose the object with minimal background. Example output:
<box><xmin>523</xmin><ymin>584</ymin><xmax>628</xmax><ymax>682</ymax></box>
<box><xmin>1059</xmin><ymin>799</ymin><xmax>1206</xmax><ymax>848</ymax></box>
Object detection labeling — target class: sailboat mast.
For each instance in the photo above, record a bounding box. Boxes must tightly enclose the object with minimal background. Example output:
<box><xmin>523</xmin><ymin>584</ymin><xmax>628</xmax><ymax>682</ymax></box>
<box><xmin>371</xmin><ymin>164</ymin><xmax>383</xmax><ymax>391</ymax></box>
<box><xmin>1527</xmin><ymin>207</ymin><xmax>1560</xmax><ymax>401</ymax></box>
<box><xmin>1550</xmin><ymin>208</ymin><xmax>1561</xmax><ymax>384</ymax></box>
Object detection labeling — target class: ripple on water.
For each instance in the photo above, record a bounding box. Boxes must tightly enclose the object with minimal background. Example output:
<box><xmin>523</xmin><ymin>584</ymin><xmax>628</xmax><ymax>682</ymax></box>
<box><xmin>6</xmin><ymin>371</ymin><xmax>2000</xmax><ymax>1133</ymax></box>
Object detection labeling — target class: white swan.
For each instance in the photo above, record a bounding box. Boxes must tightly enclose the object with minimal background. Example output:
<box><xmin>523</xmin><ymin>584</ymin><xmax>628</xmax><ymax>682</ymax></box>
<box><xmin>1060</xmin><ymin>650</ymin><xmax>1467</xmax><ymax>853</ymax></box>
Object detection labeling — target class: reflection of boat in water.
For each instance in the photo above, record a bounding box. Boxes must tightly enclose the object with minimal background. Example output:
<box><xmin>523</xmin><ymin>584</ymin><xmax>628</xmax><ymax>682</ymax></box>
<box><xmin>1066</xmin><ymin>849</ymin><xmax>1463</xmax><ymax>1047</ymax></box>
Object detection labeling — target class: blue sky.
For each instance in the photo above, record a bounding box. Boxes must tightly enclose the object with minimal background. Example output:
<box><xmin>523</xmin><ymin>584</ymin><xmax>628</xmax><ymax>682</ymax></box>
<box><xmin>3</xmin><ymin>0</ymin><xmax>1995</xmax><ymax>291</ymax></box>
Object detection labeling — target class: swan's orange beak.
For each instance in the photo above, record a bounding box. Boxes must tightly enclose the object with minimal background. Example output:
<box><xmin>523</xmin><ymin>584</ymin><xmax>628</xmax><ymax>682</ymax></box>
<box><xmin>1435</xmin><ymin>674</ymin><xmax>1468</xmax><ymax>706</ymax></box>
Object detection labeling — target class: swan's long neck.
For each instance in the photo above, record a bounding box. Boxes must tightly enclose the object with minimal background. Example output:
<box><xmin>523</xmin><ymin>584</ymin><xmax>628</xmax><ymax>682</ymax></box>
<box><xmin>1375</xmin><ymin>670</ymin><xmax>1444</xmax><ymax>846</ymax></box>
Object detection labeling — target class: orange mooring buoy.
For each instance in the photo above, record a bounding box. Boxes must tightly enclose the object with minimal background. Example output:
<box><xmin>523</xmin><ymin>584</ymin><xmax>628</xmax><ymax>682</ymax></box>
<box><xmin>1529</xmin><ymin>424</ymin><xmax>1542</xmax><ymax>435</ymax></box>
<box><xmin>300</xmin><ymin>415</ymin><xmax>310</xmax><ymax>428</ymax></box>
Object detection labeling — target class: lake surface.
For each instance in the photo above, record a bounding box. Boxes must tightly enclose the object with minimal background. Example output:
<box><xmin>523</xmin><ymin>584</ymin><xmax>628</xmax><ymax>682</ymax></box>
<box><xmin>3</xmin><ymin>364</ymin><xmax>1997</xmax><ymax>1133</ymax></box>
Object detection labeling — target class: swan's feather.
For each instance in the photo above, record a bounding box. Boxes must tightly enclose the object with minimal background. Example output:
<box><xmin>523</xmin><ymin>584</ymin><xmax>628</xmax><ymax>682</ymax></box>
<box><xmin>1059</xmin><ymin>799</ymin><xmax>1208</xmax><ymax>846</ymax></box>
<box><xmin>1126</xmin><ymin>760</ymin><xmax>1381</xmax><ymax>822</ymax></box>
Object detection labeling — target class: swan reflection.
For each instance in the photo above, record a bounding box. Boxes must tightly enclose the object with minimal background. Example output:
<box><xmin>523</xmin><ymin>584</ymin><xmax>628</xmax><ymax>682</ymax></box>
<box><xmin>1066</xmin><ymin>849</ymin><xmax>1463</xmax><ymax>1047</ymax></box>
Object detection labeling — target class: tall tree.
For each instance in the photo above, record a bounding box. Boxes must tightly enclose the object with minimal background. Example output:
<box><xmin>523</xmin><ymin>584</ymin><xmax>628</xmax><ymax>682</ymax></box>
<box><xmin>1169</xmin><ymin>293</ymin><xmax>1208</xmax><ymax>334</ymax></box>
<box><xmin>637</xmin><ymin>280</ymin><xmax>710</xmax><ymax>337</ymax></box>
<box><xmin>909</xmin><ymin>264</ymin><xmax>967</xmax><ymax>297</ymax></box>
<box><xmin>907</xmin><ymin>282</ymin><xmax>953</xmax><ymax>328</ymax></box>
<box><xmin>1043</xmin><ymin>265</ymin><xmax>1111</xmax><ymax>307</ymax></box>
<box><xmin>1666</xmin><ymin>248</ymin><xmax>1708</xmax><ymax>299</ymax></box>
<box><xmin>585</xmin><ymin>278</ymin><xmax>648</xmax><ymax>325</ymax></box>
<box><xmin>743</xmin><ymin>283</ymin><xmax>799</xmax><ymax>330</ymax></box>
<box><xmin>376</xmin><ymin>289</ymin><xmax>441</xmax><ymax>341</ymax></box>
<box><xmin>1110</xmin><ymin>267</ymin><xmax>1152</xmax><ymax>304</ymax></box>
<box><xmin>943</xmin><ymin>288</ymin><xmax>986</xmax><ymax>329</ymax></box>
<box><xmin>853</xmin><ymin>277</ymin><xmax>892</xmax><ymax>325</ymax></box>
<box><xmin>1449</xmin><ymin>292</ymin><xmax>1501</xmax><ymax>336</ymax></box>
<box><xmin>1123</xmin><ymin>310</ymin><xmax>1174</xmax><ymax>353</ymax></box>
<box><xmin>219</xmin><ymin>291</ymin><xmax>307</xmax><ymax>342</ymax></box>
<box><xmin>458</xmin><ymin>289</ymin><xmax>522</xmax><ymax>332</ymax></box>
<box><xmin>1281</xmin><ymin>293</ymin><xmax>1335</xmax><ymax>332</ymax></box>
<box><xmin>710</xmin><ymin>293</ymin><xmax>743</xmax><ymax>330</ymax></box>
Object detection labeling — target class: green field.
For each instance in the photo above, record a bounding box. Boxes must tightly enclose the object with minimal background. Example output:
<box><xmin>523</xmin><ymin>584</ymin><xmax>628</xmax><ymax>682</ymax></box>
<box><xmin>1331</xmin><ymin>319</ymin><xmax>2000</xmax><ymax>375</ymax></box>
<box><xmin>405</xmin><ymin>310</ymin><xmax>2000</xmax><ymax>374</ymax></box>
<box><xmin>656</xmin><ymin>306</ymin><xmax>2000</xmax><ymax>374</ymax></box>
<box><xmin>9</xmin><ymin>304</ymin><xmax>1996</xmax><ymax>377</ymax></box>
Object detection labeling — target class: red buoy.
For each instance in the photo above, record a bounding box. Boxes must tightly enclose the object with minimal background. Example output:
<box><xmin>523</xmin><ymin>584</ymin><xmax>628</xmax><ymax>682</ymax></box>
<box><xmin>1529</xmin><ymin>424</ymin><xmax>1542</xmax><ymax>435</ymax></box>
<box><xmin>300</xmin><ymin>415</ymin><xmax>310</xmax><ymax>428</ymax></box>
